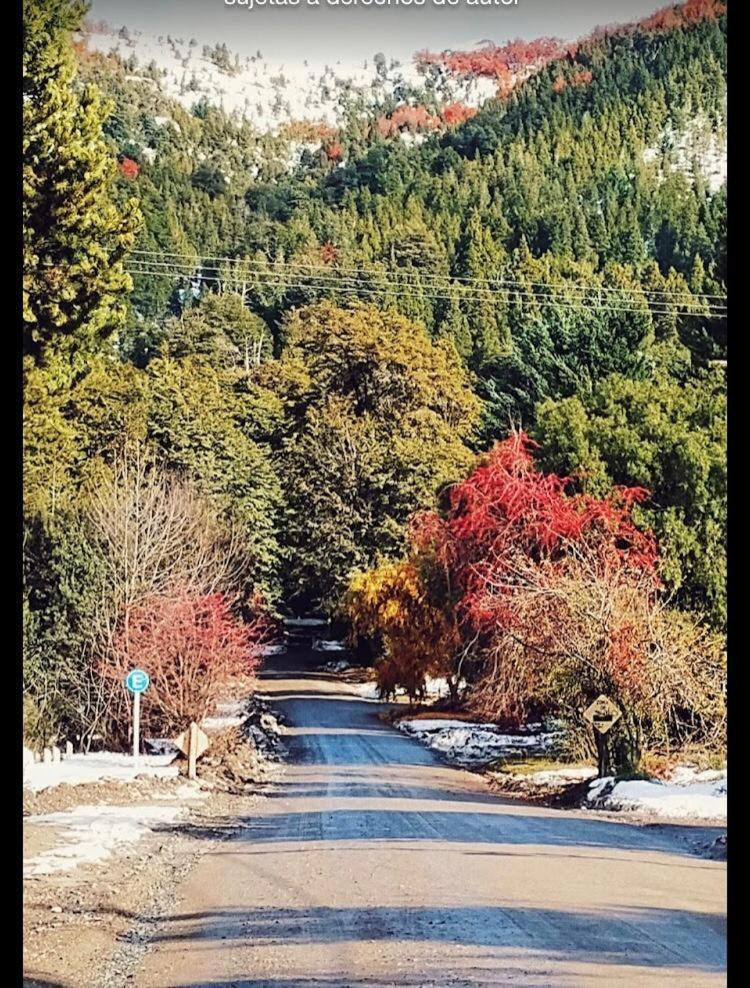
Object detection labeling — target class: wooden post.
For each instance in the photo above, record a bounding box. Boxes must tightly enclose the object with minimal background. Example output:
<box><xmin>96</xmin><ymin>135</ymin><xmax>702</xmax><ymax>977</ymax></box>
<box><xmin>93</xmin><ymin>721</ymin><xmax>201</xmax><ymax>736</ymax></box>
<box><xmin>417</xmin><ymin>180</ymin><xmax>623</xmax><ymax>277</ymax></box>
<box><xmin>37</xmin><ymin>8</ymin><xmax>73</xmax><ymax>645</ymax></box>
<box><xmin>133</xmin><ymin>691</ymin><xmax>141</xmax><ymax>771</ymax></box>
<box><xmin>594</xmin><ymin>730</ymin><xmax>610</xmax><ymax>778</ymax></box>
<box><xmin>188</xmin><ymin>722</ymin><xmax>198</xmax><ymax>781</ymax></box>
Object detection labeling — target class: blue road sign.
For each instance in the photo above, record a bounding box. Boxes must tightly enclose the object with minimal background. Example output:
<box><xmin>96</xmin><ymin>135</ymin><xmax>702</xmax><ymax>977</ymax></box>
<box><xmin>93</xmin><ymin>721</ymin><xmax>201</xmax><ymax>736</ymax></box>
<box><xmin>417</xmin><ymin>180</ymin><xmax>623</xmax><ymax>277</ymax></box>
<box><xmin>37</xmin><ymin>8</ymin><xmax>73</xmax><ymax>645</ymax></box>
<box><xmin>125</xmin><ymin>668</ymin><xmax>150</xmax><ymax>694</ymax></box>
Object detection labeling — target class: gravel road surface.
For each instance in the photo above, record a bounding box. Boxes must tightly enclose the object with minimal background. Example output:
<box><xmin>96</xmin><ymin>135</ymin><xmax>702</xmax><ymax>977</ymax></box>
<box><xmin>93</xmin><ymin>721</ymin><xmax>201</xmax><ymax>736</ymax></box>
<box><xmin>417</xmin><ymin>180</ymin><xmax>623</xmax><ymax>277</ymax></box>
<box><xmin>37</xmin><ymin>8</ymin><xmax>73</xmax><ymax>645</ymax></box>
<box><xmin>134</xmin><ymin>657</ymin><xmax>726</xmax><ymax>987</ymax></box>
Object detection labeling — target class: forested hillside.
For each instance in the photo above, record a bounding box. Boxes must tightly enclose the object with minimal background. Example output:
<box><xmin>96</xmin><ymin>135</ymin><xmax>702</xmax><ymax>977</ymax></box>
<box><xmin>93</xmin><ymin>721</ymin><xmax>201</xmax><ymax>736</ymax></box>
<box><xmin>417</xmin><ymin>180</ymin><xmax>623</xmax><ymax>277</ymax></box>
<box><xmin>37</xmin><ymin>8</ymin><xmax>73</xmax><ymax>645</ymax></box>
<box><xmin>23</xmin><ymin>0</ymin><xmax>726</xmax><ymax>764</ymax></box>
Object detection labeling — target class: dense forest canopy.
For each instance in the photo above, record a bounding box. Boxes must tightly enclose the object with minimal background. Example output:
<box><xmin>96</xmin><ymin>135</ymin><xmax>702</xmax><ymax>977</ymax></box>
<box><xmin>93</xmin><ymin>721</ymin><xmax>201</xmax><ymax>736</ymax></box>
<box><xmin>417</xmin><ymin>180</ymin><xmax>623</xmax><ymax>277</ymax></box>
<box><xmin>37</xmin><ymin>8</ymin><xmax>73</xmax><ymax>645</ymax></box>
<box><xmin>23</xmin><ymin>0</ymin><xmax>726</xmax><ymax>757</ymax></box>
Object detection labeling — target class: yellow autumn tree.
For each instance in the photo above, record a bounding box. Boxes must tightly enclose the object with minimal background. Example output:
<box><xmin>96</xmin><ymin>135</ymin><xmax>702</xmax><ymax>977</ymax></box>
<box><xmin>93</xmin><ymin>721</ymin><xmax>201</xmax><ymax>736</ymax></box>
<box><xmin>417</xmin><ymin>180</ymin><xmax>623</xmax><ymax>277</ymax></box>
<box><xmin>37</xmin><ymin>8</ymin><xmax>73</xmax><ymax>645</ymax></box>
<box><xmin>346</xmin><ymin>558</ymin><xmax>459</xmax><ymax>702</ymax></box>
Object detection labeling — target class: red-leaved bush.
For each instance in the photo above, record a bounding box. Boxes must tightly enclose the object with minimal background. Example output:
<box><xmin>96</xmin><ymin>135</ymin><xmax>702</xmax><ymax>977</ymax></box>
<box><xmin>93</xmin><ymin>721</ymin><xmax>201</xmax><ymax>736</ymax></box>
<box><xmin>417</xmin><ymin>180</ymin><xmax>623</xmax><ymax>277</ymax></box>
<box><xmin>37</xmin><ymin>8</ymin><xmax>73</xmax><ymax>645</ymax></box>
<box><xmin>324</xmin><ymin>141</ymin><xmax>343</xmax><ymax>162</ymax></box>
<box><xmin>103</xmin><ymin>587</ymin><xmax>267</xmax><ymax>742</ymax></box>
<box><xmin>350</xmin><ymin>433</ymin><xmax>725</xmax><ymax>767</ymax></box>
<box><xmin>320</xmin><ymin>241</ymin><xmax>339</xmax><ymax>265</ymax></box>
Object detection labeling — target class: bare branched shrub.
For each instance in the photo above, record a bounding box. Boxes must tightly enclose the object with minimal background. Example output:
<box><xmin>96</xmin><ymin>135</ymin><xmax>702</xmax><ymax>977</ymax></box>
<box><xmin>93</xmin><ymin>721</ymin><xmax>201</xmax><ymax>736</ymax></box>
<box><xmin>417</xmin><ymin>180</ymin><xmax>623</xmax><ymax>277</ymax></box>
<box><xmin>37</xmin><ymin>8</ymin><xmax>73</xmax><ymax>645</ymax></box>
<box><xmin>79</xmin><ymin>448</ymin><xmax>261</xmax><ymax>745</ymax></box>
<box><xmin>469</xmin><ymin>550</ymin><xmax>726</xmax><ymax>764</ymax></box>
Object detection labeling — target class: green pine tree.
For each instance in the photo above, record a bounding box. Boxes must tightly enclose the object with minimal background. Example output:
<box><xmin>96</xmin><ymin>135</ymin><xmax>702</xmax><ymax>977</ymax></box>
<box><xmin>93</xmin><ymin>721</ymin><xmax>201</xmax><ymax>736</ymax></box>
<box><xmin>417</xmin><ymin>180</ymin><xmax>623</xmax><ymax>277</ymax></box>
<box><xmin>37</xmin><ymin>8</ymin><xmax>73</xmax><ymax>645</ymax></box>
<box><xmin>23</xmin><ymin>0</ymin><xmax>141</xmax><ymax>366</ymax></box>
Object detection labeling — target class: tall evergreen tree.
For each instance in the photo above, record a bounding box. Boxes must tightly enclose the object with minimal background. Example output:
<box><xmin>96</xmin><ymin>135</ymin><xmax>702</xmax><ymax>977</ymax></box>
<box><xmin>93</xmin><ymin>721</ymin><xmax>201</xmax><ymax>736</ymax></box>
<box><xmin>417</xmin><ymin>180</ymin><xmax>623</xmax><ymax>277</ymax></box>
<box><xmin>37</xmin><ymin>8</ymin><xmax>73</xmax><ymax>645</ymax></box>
<box><xmin>23</xmin><ymin>0</ymin><xmax>140</xmax><ymax>366</ymax></box>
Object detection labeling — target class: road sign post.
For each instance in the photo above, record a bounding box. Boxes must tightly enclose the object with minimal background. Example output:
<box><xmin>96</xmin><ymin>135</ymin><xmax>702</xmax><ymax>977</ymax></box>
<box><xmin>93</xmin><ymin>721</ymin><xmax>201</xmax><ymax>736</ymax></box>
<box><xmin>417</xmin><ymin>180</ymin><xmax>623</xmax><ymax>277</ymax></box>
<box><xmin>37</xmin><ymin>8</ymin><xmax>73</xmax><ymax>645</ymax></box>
<box><xmin>188</xmin><ymin>721</ymin><xmax>198</xmax><ymax>781</ymax></box>
<box><xmin>174</xmin><ymin>722</ymin><xmax>210</xmax><ymax>781</ymax></box>
<box><xmin>132</xmin><ymin>692</ymin><xmax>141</xmax><ymax>770</ymax></box>
<box><xmin>125</xmin><ymin>669</ymin><xmax>150</xmax><ymax>771</ymax></box>
<box><xmin>583</xmin><ymin>695</ymin><xmax>622</xmax><ymax>778</ymax></box>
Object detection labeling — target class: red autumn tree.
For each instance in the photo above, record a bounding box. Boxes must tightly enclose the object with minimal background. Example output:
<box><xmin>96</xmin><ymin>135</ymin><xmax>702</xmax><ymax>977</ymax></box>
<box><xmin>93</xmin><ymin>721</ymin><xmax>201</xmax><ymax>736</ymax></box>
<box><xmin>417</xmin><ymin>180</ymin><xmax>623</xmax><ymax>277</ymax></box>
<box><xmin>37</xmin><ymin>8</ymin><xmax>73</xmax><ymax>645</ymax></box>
<box><xmin>350</xmin><ymin>433</ymin><xmax>725</xmax><ymax>767</ymax></box>
<box><xmin>104</xmin><ymin>587</ymin><xmax>267</xmax><ymax>742</ymax></box>
<box><xmin>320</xmin><ymin>241</ymin><xmax>338</xmax><ymax>265</ymax></box>
<box><xmin>324</xmin><ymin>141</ymin><xmax>343</xmax><ymax>162</ymax></box>
<box><xmin>441</xmin><ymin>103</ymin><xmax>478</xmax><ymax>127</ymax></box>
<box><xmin>588</xmin><ymin>0</ymin><xmax>724</xmax><ymax>40</ymax></box>
<box><xmin>377</xmin><ymin>105</ymin><xmax>441</xmax><ymax>138</ymax></box>
<box><xmin>416</xmin><ymin>38</ymin><xmax>574</xmax><ymax>98</ymax></box>
<box><xmin>118</xmin><ymin>156</ymin><xmax>140</xmax><ymax>180</ymax></box>
<box><xmin>421</xmin><ymin>432</ymin><xmax>658</xmax><ymax>615</ymax></box>
<box><xmin>641</xmin><ymin>0</ymin><xmax>725</xmax><ymax>32</ymax></box>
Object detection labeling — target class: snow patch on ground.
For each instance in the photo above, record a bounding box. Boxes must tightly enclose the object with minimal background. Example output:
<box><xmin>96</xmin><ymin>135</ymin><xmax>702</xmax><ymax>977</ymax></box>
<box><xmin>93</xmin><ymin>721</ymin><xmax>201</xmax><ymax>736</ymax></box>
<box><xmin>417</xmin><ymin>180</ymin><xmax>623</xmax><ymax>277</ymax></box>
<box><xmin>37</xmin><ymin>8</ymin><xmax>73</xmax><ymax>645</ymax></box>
<box><xmin>321</xmin><ymin>659</ymin><xmax>351</xmax><ymax>673</ymax></box>
<box><xmin>420</xmin><ymin>677</ymin><xmax>467</xmax><ymax>699</ymax></box>
<box><xmin>202</xmin><ymin>698</ymin><xmax>249</xmax><ymax>730</ymax></box>
<box><xmin>350</xmin><ymin>681</ymin><xmax>382</xmax><ymax>701</ymax></box>
<box><xmin>23</xmin><ymin>753</ymin><xmax>180</xmax><ymax>793</ymax></box>
<box><xmin>586</xmin><ymin>768</ymin><xmax>727</xmax><ymax>820</ymax></box>
<box><xmin>24</xmin><ymin>804</ymin><xmax>186</xmax><ymax>876</ymax></box>
<box><xmin>261</xmin><ymin>643</ymin><xmax>287</xmax><ymax>656</ymax></box>
<box><xmin>398</xmin><ymin>718</ymin><xmax>560</xmax><ymax>767</ymax></box>
<box><xmin>151</xmin><ymin>782</ymin><xmax>208</xmax><ymax>801</ymax></box>
<box><xmin>642</xmin><ymin>115</ymin><xmax>727</xmax><ymax>192</ymax></box>
<box><xmin>517</xmin><ymin>766</ymin><xmax>596</xmax><ymax>785</ymax></box>
<box><xmin>144</xmin><ymin>738</ymin><xmax>180</xmax><ymax>757</ymax></box>
<box><xmin>313</xmin><ymin>639</ymin><xmax>348</xmax><ymax>652</ymax></box>
<box><xmin>349</xmin><ymin>676</ymin><xmax>463</xmax><ymax>702</ymax></box>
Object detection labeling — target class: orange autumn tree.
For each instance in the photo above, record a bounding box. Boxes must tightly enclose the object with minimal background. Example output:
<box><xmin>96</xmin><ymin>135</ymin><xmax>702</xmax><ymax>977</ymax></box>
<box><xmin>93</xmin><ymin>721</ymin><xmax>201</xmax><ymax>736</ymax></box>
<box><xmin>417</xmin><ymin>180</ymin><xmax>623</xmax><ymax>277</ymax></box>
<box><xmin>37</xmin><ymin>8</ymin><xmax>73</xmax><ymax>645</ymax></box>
<box><xmin>441</xmin><ymin>103</ymin><xmax>478</xmax><ymax>128</ymax></box>
<box><xmin>347</xmin><ymin>557</ymin><xmax>460</xmax><ymax>704</ymax></box>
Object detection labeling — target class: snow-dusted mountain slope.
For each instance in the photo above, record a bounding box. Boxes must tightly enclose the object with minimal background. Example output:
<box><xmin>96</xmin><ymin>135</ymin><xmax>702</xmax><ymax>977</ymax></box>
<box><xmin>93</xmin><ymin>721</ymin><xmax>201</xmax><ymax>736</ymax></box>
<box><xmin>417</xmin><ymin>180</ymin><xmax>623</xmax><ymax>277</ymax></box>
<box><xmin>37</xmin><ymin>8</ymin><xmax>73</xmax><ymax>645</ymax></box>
<box><xmin>642</xmin><ymin>112</ymin><xmax>727</xmax><ymax>193</ymax></box>
<box><xmin>80</xmin><ymin>22</ymin><xmax>500</xmax><ymax>132</ymax></box>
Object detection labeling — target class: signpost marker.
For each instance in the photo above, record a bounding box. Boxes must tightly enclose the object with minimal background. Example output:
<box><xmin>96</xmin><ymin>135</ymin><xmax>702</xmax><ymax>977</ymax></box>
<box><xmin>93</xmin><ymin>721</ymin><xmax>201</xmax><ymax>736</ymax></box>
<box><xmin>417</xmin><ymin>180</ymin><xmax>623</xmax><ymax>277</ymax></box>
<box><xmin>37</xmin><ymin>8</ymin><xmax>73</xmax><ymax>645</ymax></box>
<box><xmin>125</xmin><ymin>669</ymin><xmax>150</xmax><ymax>771</ymax></box>
<box><xmin>173</xmin><ymin>723</ymin><xmax>210</xmax><ymax>781</ymax></box>
<box><xmin>583</xmin><ymin>695</ymin><xmax>622</xmax><ymax>778</ymax></box>
<box><xmin>188</xmin><ymin>722</ymin><xmax>198</xmax><ymax>781</ymax></box>
<box><xmin>133</xmin><ymin>692</ymin><xmax>141</xmax><ymax>770</ymax></box>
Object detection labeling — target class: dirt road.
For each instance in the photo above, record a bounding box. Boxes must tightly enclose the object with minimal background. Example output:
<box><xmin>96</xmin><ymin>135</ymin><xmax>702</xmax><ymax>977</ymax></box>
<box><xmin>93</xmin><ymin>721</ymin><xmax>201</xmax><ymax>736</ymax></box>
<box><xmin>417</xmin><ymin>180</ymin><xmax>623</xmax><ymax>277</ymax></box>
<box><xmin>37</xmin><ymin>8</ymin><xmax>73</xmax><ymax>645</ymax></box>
<box><xmin>134</xmin><ymin>659</ymin><xmax>726</xmax><ymax>987</ymax></box>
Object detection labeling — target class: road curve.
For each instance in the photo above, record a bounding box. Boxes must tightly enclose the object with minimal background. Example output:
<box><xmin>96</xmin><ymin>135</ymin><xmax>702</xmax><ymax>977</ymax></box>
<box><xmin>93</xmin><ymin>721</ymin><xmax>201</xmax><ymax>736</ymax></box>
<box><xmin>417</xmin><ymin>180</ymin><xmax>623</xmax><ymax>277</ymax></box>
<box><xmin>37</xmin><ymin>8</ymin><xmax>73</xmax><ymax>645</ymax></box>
<box><xmin>134</xmin><ymin>659</ymin><xmax>726</xmax><ymax>988</ymax></box>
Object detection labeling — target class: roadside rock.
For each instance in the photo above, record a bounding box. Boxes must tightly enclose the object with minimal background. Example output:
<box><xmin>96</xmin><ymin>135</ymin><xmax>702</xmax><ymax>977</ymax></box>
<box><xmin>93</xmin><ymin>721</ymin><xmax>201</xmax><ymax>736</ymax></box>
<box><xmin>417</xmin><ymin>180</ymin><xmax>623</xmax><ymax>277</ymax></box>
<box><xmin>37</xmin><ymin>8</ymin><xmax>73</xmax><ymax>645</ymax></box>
<box><xmin>188</xmin><ymin>695</ymin><xmax>286</xmax><ymax>793</ymax></box>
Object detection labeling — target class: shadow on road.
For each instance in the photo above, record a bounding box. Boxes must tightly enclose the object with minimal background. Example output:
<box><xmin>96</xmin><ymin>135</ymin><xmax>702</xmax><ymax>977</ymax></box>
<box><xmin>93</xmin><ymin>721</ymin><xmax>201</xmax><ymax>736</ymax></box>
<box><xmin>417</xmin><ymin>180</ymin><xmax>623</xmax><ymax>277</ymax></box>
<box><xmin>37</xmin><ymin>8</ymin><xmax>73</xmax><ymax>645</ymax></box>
<box><xmin>195</xmin><ymin>667</ymin><xmax>726</xmax><ymax>861</ymax></box>
<box><xmin>149</xmin><ymin>902</ymin><xmax>725</xmax><ymax>969</ymax></box>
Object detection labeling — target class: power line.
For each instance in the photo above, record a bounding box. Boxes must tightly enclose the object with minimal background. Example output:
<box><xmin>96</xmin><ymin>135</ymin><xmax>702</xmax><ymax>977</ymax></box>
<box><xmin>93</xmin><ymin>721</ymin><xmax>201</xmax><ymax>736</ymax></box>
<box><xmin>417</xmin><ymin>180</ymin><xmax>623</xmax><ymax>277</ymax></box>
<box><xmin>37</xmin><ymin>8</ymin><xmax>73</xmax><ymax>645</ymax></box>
<box><xmin>127</xmin><ymin>263</ymin><xmax>726</xmax><ymax>318</ymax></box>
<box><xmin>127</xmin><ymin>263</ymin><xmax>723</xmax><ymax>316</ymax></box>
<box><xmin>129</xmin><ymin>249</ymin><xmax>727</xmax><ymax>305</ymax></box>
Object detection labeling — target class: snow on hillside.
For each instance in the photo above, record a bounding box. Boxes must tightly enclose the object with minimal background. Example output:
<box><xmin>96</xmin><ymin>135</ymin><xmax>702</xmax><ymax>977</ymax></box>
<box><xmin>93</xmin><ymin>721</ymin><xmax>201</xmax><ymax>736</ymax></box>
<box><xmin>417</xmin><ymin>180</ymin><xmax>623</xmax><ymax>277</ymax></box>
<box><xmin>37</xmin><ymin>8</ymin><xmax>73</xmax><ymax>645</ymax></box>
<box><xmin>643</xmin><ymin>112</ymin><xmax>727</xmax><ymax>192</ymax></box>
<box><xmin>80</xmin><ymin>23</ymin><xmax>499</xmax><ymax>133</ymax></box>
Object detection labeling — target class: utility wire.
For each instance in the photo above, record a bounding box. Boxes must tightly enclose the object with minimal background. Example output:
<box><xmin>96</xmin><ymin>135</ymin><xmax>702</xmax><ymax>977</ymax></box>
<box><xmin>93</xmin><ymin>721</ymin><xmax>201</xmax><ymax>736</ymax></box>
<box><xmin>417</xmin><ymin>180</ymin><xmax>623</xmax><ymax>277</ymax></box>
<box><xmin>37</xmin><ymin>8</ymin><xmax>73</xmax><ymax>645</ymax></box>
<box><xmin>129</xmin><ymin>258</ymin><xmax>722</xmax><ymax>308</ymax></box>
<box><xmin>129</xmin><ymin>248</ymin><xmax>728</xmax><ymax>304</ymax></box>
<box><xmin>127</xmin><ymin>263</ymin><xmax>722</xmax><ymax>315</ymax></box>
<box><xmin>127</xmin><ymin>263</ymin><xmax>726</xmax><ymax>318</ymax></box>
